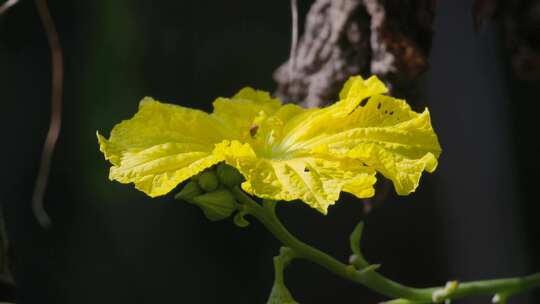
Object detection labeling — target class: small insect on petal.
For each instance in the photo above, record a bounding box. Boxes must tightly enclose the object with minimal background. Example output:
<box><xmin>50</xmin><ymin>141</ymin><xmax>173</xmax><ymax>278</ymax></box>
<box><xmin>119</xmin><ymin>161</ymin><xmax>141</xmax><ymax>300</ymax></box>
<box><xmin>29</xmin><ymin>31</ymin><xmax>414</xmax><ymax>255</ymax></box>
<box><xmin>250</xmin><ymin>124</ymin><xmax>259</xmax><ymax>137</ymax></box>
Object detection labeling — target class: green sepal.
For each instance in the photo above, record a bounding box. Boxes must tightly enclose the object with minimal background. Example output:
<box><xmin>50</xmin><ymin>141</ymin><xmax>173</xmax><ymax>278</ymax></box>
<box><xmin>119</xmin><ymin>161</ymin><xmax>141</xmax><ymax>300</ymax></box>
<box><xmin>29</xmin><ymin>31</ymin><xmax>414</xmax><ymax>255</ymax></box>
<box><xmin>174</xmin><ymin>180</ymin><xmax>202</xmax><ymax>201</ymax></box>
<box><xmin>190</xmin><ymin>172</ymin><xmax>200</xmax><ymax>182</ymax></box>
<box><xmin>191</xmin><ymin>189</ymin><xmax>238</xmax><ymax>221</ymax></box>
<box><xmin>198</xmin><ymin>170</ymin><xmax>219</xmax><ymax>192</ymax></box>
<box><xmin>216</xmin><ymin>163</ymin><xmax>244</xmax><ymax>187</ymax></box>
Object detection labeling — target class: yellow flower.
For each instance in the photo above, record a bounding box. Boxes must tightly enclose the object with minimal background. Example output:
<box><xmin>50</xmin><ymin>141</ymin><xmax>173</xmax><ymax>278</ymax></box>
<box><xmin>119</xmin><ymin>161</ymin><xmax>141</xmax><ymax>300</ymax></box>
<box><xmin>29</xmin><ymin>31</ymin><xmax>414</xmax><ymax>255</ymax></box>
<box><xmin>97</xmin><ymin>75</ymin><xmax>441</xmax><ymax>214</ymax></box>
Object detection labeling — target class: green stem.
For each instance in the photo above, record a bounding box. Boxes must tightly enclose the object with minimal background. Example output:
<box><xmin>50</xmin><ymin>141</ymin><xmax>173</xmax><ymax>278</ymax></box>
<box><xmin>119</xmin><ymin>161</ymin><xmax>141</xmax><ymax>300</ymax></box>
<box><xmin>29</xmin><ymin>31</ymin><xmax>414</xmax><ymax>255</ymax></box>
<box><xmin>231</xmin><ymin>187</ymin><xmax>540</xmax><ymax>302</ymax></box>
<box><xmin>273</xmin><ymin>246</ymin><xmax>296</xmax><ymax>286</ymax></box>
<box><xmin>349</xmin><ymin>222</ymin><xmax>369</xmax><ymax>269</ymax></box>
<box><xmin>267</xmin><ymin>246</ymin><xmax>299</xmax><ymax>303</ymax></box>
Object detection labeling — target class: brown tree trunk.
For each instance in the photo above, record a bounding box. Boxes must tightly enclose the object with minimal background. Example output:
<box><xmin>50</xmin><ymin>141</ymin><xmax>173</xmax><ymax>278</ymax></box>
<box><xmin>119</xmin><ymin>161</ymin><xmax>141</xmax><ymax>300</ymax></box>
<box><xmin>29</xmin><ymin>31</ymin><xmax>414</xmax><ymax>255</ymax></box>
<box><xmin>274</xmin><ymin>0</ymin><xmax>436</xmax><ymax>107</ymax></box>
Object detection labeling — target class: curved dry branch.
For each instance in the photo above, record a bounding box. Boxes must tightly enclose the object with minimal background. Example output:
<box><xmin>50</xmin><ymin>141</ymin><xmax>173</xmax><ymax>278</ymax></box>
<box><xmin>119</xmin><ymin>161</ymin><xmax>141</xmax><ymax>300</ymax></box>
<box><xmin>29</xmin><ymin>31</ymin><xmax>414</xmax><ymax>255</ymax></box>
<box><xmin>32</xmin><ymin>0</ymin><xmax>64</xmax><ymax>228</ymax></box>
<box><xmin>0</xmin><ymin>0</ymin><xmax>19</xmax><ymax>15</ymax></box>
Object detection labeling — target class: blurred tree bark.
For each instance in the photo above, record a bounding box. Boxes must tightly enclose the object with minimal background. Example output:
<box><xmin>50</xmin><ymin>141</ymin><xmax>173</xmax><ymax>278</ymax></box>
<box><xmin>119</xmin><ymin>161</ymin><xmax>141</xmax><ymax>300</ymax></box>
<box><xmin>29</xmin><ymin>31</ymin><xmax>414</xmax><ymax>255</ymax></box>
<box><xmin>474</xmin><ymin>0</ymin><xmax>540</xmax><ymax>80</ymax></box>
<box><xmin>274</xmin><ymin>0</ymin><xmax>436</xmax><ymax>107</ymax></box>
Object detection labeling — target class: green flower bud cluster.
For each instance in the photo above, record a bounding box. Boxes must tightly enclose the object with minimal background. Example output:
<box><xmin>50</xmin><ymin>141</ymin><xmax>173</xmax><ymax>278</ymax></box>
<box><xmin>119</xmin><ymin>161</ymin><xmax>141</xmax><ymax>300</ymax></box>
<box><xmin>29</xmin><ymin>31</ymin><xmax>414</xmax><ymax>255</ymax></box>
<box><xmin>174</xmin><ymin>163</ymin><xmax>245</xmax><ymax>222</ymax></box>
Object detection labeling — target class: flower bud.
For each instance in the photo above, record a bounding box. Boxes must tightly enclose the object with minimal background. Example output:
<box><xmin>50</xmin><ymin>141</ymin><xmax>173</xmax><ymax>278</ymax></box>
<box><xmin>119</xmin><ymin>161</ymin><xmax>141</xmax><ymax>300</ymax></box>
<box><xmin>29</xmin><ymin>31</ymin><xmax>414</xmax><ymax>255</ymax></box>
<box><xmin>216</xmin><ymin>163</ymin><xmax>244</xmax><ymax>187</ymax></box>
<box><xmin>197</xmin><ymin>170</ymin><xmax>219</xmax><ymax>192</ymax></box>
<box><xmin>191</xmin><ymin>189</ymin><xmax>238</xmax><ymax>221</ymax></box>
<box><xmin>174</xmin><ymin>180</ymin><xmax>202</xmax><ymax>201</ymax></box>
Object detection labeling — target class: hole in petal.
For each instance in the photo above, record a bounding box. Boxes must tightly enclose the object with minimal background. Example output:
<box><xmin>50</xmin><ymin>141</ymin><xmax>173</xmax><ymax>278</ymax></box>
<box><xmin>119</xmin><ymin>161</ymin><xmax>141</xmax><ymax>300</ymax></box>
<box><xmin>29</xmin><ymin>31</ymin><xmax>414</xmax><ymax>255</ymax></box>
<box><xmin>348</xmin><ymin>97</ymin><xmax>370</xmax><ymax>116</ymax></box>
<box><xmin>377</xmin><ymin>102</ymin><xmax>382</xmax><ymax>110</ymax></box>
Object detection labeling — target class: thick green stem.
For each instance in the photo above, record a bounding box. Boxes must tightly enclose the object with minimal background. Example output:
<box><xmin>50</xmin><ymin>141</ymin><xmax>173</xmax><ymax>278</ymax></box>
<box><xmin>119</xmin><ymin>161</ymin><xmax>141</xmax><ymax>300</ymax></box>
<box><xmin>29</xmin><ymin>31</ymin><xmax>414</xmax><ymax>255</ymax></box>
<box><xmin>231</xmin><ymin>187</ymin><xmax>540</xmax><ymax>302</ymax></box>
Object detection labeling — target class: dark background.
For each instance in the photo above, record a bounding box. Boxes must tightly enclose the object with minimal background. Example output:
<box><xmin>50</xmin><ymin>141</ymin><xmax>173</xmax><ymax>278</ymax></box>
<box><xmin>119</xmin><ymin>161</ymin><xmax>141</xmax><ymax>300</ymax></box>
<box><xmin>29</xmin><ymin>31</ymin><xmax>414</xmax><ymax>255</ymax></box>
<box><xmin>0</xmin><ymin>0</ymin><xmax>538</xmax><ymax>303</ymax></box>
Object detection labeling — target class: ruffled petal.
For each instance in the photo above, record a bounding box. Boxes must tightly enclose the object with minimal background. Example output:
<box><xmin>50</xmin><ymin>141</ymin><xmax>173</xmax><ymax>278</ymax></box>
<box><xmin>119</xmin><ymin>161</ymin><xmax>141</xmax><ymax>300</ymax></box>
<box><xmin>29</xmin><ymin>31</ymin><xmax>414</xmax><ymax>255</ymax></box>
<box><xmin>297</xmin><ymin>91</ymin><xmax>441</xmax><ymax>196</ymax></box>
<box><xmin>278</xmin><ymin>76</ymin><xmax>388</xmax><ymax>148</ymax></box>
<box><xmin>211</xmin><ymin>87</ymin><xmax>282</xmax><ymax>140</ymax></box>
<box><xmin>98</xmin><ymin>75</ymin><xmax>441</xmax><ymax>213</ymax></box>
<box><xmin>337</xmin><ymin>75</ymin><xmax>388</xmax><ymax>110</ymax></box>
<box><xmin>213</xmin><ymin>140</ymin><xmax>376</xmax><ymax>214</ymax></box>
<box><xmin>97</xmin><ymin>97</ymin><xmax>225</xmax><ymax>197</ymax></box>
